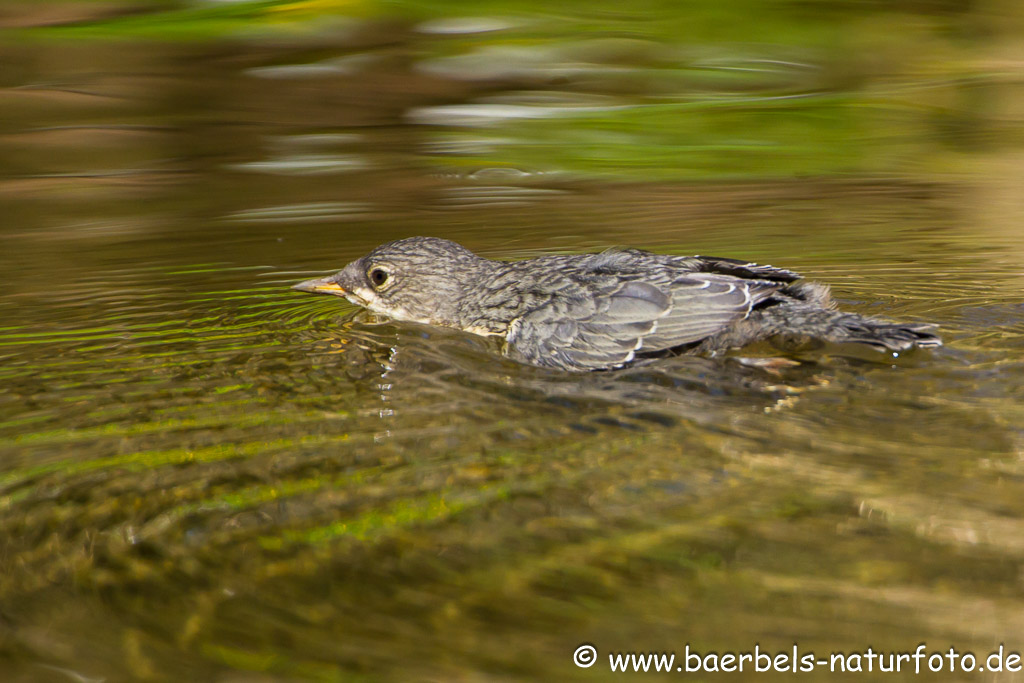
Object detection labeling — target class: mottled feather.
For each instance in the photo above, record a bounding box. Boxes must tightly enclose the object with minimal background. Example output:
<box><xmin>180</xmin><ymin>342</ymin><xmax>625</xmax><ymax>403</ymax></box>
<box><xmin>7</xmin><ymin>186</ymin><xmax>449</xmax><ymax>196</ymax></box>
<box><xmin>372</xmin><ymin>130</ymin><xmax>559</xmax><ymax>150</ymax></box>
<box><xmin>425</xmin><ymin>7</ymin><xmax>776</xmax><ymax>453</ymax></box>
<box><xmin>292</xmin><ymin>237</ymin><xmax>942</xmax><ymax>371</ymax></box>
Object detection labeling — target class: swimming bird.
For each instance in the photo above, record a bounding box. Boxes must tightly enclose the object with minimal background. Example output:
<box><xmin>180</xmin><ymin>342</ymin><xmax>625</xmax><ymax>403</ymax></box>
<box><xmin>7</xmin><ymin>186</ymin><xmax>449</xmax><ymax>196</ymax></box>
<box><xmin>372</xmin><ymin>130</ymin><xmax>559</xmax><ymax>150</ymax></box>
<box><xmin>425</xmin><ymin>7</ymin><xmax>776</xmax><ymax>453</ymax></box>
<box><xmin>292</xmin><ymin>236</ymin><xmax>941</xmax><ymax>371</ymax></box>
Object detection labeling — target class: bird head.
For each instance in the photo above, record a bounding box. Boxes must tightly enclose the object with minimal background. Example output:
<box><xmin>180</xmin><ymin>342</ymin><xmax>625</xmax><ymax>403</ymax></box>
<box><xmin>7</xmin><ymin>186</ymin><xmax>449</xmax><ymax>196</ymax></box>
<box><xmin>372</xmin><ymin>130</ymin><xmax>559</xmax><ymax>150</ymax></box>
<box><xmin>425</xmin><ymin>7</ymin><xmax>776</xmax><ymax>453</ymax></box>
<box><xmin>292</xmin><ymin>237</ymin><xmax>487</xmax><ymax>328</ymax></box>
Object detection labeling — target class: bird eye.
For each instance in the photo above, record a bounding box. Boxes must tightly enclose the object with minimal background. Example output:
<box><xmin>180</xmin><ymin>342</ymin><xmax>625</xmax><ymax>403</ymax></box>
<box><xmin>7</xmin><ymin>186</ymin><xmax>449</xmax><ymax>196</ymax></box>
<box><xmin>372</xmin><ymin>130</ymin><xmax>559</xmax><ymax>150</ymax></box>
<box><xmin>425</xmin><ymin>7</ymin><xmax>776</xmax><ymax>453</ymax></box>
<box><xmin>368</xmin><ymin>267</ymin><xmax>389</xmax><ymax>289</ymax></box>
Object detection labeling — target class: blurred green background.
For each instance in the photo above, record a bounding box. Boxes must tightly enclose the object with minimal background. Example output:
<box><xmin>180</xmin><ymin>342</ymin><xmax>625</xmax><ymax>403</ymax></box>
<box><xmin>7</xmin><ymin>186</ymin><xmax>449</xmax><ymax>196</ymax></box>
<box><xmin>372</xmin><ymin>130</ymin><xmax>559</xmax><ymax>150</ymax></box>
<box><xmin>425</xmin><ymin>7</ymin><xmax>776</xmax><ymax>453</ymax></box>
<box><xmin>2</xmin><ymin>1</ymin><xmax>1024</xmax><ymax>681</ymax></box>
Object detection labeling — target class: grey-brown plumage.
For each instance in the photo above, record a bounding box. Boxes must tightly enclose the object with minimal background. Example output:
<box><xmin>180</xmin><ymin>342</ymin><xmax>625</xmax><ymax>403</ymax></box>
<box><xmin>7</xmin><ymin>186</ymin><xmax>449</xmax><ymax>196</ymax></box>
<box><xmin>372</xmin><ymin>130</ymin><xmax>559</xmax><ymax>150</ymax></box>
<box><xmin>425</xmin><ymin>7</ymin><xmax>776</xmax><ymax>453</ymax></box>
<box><xmin>292</xmin><ymin>236</ymin><xmax>941</xmax><ymax>371</ymax></box>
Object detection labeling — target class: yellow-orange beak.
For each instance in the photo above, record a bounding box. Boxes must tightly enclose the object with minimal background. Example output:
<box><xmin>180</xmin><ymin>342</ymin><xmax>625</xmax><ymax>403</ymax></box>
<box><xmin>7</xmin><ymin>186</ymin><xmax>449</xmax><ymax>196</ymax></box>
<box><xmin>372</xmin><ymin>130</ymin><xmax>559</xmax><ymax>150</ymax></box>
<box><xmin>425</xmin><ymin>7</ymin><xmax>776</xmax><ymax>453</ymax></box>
<box><xmin>292</xmin><ymin>275</ymin><xmax>348</xmax><ymax>296</ymax></box>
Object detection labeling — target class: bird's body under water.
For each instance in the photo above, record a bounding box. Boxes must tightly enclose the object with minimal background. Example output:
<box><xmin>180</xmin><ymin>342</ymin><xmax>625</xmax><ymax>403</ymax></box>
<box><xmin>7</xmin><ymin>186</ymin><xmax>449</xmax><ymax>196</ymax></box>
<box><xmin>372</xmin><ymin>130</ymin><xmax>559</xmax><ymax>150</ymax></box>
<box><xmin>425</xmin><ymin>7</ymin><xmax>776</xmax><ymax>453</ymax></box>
<box><xmin>293</xmin><ymin>237</ymin><xmax>942</xmax><ymax>371</ymax></box>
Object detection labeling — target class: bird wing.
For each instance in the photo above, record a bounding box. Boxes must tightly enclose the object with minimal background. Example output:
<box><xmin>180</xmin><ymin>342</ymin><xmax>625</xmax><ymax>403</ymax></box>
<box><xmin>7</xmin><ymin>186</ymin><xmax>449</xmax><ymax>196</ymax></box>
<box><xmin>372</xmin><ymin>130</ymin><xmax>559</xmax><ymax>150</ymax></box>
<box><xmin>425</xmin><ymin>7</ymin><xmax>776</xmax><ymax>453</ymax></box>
<box><xmin>507</xmin><ymin>273</ymin><xmax>783</xmax><ymax>371</ymax></box>
<box><xmin>639</xmin><ymin>273</ymin><xmax>782</xmax><ymax>351</ymax></box>
<box><xmin>693</xmin><ymin>255</ymin><xmax>802</xmax><ymax>283</ymax></box>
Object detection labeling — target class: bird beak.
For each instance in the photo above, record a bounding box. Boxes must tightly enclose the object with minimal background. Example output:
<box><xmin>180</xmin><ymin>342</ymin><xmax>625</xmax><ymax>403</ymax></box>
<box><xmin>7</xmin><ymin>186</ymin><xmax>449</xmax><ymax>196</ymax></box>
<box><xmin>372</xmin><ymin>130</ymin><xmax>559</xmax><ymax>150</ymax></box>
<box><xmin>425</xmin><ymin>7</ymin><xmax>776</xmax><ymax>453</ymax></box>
<box><xmin>292</xmin><ymin>274</ymin><xmax>348</xmax><ymax>296</ymax></box>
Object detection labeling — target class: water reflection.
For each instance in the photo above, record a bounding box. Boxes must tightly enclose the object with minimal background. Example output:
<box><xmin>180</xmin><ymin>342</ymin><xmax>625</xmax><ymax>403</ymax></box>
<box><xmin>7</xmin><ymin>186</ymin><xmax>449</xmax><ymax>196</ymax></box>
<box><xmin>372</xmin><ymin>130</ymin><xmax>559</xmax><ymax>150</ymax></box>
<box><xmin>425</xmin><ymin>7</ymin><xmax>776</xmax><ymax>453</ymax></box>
<box><xmin>2</xmin><ymin>1</ymin><xmax>1024</xmax><ymax>681</ymax></box>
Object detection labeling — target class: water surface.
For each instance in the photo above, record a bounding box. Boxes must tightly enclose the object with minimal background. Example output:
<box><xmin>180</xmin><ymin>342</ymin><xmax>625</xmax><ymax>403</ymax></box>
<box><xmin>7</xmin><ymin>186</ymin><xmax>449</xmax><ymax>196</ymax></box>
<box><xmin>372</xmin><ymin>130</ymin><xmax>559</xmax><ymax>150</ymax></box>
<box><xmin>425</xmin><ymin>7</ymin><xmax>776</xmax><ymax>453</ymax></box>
<box><xmin>2</xmin><ymin>2</ymin><xmax>1024</xmax><ymax>681</ymax></box>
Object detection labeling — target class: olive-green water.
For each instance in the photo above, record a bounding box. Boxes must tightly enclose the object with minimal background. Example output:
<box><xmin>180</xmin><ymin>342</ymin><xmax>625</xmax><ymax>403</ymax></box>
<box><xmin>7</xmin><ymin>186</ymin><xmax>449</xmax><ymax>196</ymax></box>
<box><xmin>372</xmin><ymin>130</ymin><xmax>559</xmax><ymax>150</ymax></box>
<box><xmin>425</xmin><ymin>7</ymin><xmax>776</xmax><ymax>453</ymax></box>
<box><xmin>2</xmin><ymin>1</ymin><xmax>1024</xmax><ymax>681</ymax></box>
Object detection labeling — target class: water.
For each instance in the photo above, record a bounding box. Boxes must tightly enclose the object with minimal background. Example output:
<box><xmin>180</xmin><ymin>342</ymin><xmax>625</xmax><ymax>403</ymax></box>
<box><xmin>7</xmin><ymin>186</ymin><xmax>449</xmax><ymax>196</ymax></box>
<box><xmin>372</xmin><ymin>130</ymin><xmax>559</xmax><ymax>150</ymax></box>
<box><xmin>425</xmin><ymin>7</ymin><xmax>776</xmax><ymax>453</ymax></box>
<box><xmin>2</xmin><ymin>2</ymin><xmax>1024</xmax><ymax>681</ymax></box>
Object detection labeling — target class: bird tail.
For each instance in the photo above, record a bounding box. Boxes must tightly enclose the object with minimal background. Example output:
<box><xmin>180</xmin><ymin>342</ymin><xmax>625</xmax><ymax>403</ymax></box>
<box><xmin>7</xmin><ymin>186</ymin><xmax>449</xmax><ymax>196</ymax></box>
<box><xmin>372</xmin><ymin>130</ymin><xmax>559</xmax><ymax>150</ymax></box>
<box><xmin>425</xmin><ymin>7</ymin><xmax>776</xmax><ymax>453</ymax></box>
<box><xmin>761</xmin><ymin>304</ymin><xmax>942</xmax><ymax>353</ymax></box>
<box><xmin>823</xmin><ymin>316</ymin><xmax>942</xmax><ymax>351</ymax></box>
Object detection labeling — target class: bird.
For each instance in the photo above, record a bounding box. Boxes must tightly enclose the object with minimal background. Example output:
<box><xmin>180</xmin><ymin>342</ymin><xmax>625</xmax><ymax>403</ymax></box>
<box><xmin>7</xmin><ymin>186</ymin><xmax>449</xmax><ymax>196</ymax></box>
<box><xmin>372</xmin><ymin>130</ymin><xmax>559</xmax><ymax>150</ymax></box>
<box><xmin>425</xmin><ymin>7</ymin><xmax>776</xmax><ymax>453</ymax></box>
<box><xmin>292</xmin><ymin>236</ymin><xmax>941</xmax><ymax>371</ymax></box>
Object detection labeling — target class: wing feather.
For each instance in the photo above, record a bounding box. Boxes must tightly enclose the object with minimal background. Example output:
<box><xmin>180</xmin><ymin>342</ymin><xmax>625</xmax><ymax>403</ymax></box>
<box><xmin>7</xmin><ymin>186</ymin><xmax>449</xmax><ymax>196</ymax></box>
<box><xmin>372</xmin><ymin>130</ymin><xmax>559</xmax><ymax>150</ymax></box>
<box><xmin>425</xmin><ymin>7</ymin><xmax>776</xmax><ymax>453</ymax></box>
<box><xmin>508</xmin><ymin>274</ymin><xmax>783</xmax><ymax>370</ymax></box>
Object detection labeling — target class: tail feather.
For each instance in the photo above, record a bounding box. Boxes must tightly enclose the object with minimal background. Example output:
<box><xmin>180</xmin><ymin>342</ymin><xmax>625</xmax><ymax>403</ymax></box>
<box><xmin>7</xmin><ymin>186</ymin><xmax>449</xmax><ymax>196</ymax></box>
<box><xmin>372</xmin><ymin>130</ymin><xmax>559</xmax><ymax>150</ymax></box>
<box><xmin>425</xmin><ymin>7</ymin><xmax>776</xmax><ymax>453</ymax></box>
<box><xmin>756</xmin><ymin>304</ymin><xmax>942</xmax><ymax>353</ymax></box>
<box><xmin>832</xmin><ymin>318</ymin><xmax>942</xmax><ymax>351</ymax></box>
